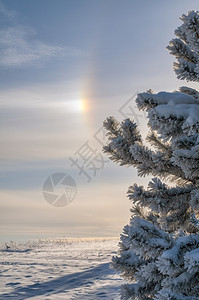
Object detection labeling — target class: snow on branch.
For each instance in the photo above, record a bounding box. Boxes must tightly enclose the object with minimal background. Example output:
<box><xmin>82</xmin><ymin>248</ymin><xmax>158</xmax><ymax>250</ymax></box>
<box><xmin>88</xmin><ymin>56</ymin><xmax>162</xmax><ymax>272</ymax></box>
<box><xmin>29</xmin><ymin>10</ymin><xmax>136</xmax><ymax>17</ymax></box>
<box><xmin>167</xmin><ymin>10</ymin><xmax>199</xmax><ymax>82</ymax></box>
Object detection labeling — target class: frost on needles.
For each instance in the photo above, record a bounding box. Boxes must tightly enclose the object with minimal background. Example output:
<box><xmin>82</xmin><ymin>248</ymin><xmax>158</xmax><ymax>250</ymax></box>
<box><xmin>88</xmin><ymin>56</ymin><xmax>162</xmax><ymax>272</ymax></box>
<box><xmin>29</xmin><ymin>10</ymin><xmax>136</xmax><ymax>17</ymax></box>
<box><xmin>167</xmin><ymin>10</ymin><xmax>199</xmax><ymax>82</ymax></box>
<box><xmin>103</xmin><ymin>10</ymin><xmax>199</xmax><ymax>300</ymax></box>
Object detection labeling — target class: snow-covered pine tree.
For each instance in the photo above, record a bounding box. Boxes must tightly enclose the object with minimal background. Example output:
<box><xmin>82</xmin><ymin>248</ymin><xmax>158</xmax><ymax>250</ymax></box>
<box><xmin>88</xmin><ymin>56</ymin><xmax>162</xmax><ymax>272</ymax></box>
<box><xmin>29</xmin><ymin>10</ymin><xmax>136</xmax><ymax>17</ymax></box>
<box><xmin>103</xmin><ymin>11</ymin><xmax>199</xmax><ymax>299</ymax></box>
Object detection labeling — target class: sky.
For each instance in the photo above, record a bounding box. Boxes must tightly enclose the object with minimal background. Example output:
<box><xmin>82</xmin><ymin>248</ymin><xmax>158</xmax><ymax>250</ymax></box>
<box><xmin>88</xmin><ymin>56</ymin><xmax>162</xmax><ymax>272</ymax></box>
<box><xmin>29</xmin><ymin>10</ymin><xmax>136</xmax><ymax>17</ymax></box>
<box><xmin>1</xmin><ymin>0</ymin><xmax>199</xmax><ymax>242</ymax></box>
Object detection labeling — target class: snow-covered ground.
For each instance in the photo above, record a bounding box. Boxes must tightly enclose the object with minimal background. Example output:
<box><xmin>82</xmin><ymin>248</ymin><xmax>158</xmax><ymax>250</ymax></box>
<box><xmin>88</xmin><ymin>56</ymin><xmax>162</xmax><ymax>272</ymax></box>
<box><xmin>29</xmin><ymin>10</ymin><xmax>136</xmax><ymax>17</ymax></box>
<box><xmin>0</xmin><ymin>238</ymin><xmax>123</xmax><ymax>299</ymax></box>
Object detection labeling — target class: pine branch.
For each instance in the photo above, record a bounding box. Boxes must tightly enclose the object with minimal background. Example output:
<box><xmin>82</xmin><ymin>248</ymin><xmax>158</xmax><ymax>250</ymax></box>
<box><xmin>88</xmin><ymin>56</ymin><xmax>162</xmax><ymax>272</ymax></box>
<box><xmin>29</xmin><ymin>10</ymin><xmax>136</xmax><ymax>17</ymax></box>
<box><xmin>146</xmin><ymin>131</ymin><xmax>171</xmax><ymax>155</ymax></box>
<box><xmin>103</xmin><ymin>117</ymin><xmax>190</xmax><ymax>182</ymax></box>
<box><xmin>168</xmin><ymin>10</ymin><xmax>199</xmax><ymax>82</ymax></box>
<box><xmin>179</xmin><ymin>86</ymin><xmax>199</xmax><ymax>99</ymax></box>
<box><xmin>167</xmin><ymin>38</ymin><xmax>197</xmax><ymax>64</ymax></box>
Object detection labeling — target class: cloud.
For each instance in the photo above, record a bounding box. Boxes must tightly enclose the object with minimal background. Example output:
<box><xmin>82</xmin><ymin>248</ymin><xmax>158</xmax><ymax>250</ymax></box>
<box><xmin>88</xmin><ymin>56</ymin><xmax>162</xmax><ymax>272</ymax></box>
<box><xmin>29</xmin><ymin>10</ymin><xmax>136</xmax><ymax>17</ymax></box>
<box><xmin>0</xmin><ymin>0</ymin><xmax>16</xmax><ymax>21</ymax></box>
<box><xmin>0</xmin><ymin>2</ymin><xmax>87</xmax><ymax>67</ymax></box>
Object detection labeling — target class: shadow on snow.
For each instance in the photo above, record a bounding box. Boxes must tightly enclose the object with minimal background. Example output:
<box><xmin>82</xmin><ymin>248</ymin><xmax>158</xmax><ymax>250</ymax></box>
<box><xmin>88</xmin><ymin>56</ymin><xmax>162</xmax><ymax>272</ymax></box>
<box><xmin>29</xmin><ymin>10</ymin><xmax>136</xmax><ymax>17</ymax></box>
<box><xmin>0</xmin><ymin>262</ymin><xmax>117</xmax><ymax>299</ymax></box>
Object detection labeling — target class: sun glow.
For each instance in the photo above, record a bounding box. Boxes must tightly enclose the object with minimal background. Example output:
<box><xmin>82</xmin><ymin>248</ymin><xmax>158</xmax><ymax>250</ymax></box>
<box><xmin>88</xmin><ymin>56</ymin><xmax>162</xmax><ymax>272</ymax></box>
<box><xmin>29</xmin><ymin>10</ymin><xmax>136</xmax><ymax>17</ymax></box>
<box><xmin>78</xmin><ymin>98</ymin><xmax>88</xmax><ymax>112</ymax></box>
<box><xmin>65</xmin><ymin>99</ymin><xmax>88</xmax><ymax>113</ymax></box>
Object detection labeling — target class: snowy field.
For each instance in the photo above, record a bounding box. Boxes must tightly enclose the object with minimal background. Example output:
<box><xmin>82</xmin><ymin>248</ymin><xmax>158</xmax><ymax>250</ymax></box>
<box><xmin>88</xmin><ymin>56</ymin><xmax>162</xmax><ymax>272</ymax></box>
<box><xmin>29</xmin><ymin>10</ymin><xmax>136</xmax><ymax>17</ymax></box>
<box><xmin>0</xmin><ymin>238</ymin><xmax>123</xmax><ymax>299</ymax></box>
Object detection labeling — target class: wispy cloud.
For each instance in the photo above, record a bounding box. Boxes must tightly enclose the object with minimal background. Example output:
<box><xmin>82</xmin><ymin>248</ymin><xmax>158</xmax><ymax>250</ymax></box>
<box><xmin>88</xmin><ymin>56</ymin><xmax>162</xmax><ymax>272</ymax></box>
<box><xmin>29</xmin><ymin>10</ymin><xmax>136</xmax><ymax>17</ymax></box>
<box><xmin>0</xmin><ymin>2</ymin><xmax>87</xmax><ymax>67</ymax></box>
<box><xmin>0</xmin><ymin>0</ymin><xmax>16</xmax><ymax>21</ymax></box>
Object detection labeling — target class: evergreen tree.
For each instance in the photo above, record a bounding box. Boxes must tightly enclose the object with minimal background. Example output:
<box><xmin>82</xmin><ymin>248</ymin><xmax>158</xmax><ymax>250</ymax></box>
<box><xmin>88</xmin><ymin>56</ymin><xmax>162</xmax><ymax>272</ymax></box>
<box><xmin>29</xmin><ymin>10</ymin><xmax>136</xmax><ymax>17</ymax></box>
<box><xmin>103</xmin><ymin>11</ymin><xmax>199</xmax><ymax>299</ymax></box>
